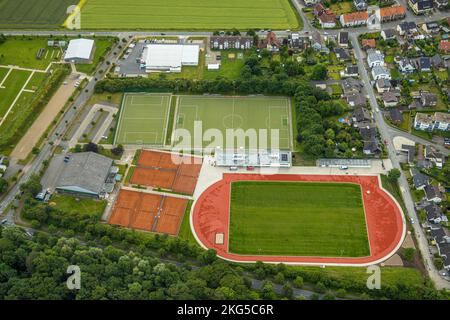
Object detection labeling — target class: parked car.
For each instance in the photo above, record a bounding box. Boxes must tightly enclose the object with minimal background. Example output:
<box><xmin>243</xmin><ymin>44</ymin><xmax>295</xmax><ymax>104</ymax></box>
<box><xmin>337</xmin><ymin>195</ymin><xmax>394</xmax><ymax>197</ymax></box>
<box><xmin>246</xmin><ymin>166</ymin><xmax>255</xmax><ymax>171</ymax></box>
<box><xmin>229</xmin><ymin>166</ymin><xmax>238</xmax><ymax>171</ymax></box>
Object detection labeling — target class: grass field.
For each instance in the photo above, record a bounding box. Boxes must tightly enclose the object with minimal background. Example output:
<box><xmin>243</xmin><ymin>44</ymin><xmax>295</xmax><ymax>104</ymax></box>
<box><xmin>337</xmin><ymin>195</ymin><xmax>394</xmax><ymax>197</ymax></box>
<box><xmin>114</xmin><ymin>93</ymin><xmax>171</xmax><ymax>145</ymax></box>
<box><xmin>0</xmin><ymin>0</ymin><xmax>75</xmax><ymax>29</ymax></box>
<box><xmin>229</xmin><ymin>181</ymin><xmax>370</xmax><ymax>257</ymax></box>
<box><xmin>173</xmin><ymin>95</ymin><xmax>291</xmax><ymax>150</ymax></box>
<box><xmin>0</xmin><ymin>69</ymin><xmax>32</xmax><ymax>118</ymax></box>
<box><xmin>0</xmin><ymin>37</ymin><xmax>62</xmax><ymax>70</ymax></box>
<box><xmin>80</xmin><ymin>0</ymin><xmax>299</xmax><ymax>30</ymax></box>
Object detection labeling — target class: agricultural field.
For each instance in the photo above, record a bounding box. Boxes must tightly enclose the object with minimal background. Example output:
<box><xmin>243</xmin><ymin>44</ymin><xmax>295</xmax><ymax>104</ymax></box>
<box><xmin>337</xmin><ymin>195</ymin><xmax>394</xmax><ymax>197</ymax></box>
<box><xmin>114</xmin><ymin>93</ymin><xmax>172</xmax><ymax>145</ymax></box>
<box><xmin>173</xmin><ymin>95</ymin><xmax>291</xmax><ymax>150</ymax></box>
<box><xmin>229</xmin><ymin>181</ymin><xmax>370</xmax><ymax>257</ymax></box>
<box><xmin>0</xmin><ymin>0</ymin><xmax>76</xmax><ymax>29</ymax></box>
<box><xmin>80</xmin><ymin>0</ymin><xmax>299</xmax><ymax>30</ymax></box>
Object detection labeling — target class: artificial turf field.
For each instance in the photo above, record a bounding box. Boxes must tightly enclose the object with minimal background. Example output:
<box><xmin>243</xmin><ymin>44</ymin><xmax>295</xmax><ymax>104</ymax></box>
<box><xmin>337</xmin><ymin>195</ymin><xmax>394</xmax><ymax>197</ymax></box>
<box><xmin>114</xmin><ymin>93</ymin><xmax>172</xmax><ymax>145</ymax></box>
<box><xmin>80</xmin><ymin>0</ymin><xmax>299</xmax><ymax>30</ymax></box>
<box><xmin>0</xmin><ymin>0</ymin><xmax>76</xmax><ymax>29</ymax></box>
<box><xmin>229</xmin><ymin>181</ymin><xmax>370</xmax><ymax>257</ymax></box>
<box><xmin>174</xmin><ymin>95</ymin><xmax>291</xmax><ymax>150</ymax></box>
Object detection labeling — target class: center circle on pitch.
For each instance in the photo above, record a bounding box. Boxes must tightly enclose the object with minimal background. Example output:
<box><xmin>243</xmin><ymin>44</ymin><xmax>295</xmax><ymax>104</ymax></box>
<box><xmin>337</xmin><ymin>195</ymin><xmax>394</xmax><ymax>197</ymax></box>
<box><xmin>223</xmin><ymin>114</ymin><xmax>244</xmax><ymax>129</ymax></box>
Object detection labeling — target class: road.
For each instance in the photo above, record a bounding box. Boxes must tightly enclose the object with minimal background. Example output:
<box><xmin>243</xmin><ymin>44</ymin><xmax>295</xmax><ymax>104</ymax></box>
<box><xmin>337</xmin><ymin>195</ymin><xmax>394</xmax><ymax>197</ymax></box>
<box><xmin>351</xmin><ymin>33</ymin><xmax>450</xmax><ymax>290</ymax></box>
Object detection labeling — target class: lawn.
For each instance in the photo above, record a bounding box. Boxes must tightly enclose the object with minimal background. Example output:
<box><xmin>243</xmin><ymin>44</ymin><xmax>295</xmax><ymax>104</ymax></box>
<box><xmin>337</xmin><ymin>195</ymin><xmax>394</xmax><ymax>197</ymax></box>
<box><xmin>0</xmin><ymin>0</ymin><xmax>76</xmax><ymax>29</ymax></box>
<box><xmin>328</xmin><ymin>1</ymin><xmax>354</xmax><ymax>15</ymax></box>
<box><xmin>75</xmin><ymin>38</ymin><xmax>113</xmax><ymax>75</ymax></box>
<box><xmin>50</xmin><ymin>194</ymin><xmax>107</xmax><ymax>219</ymax></box>
<box><xmin>0</xmin><ymin>69</ymin><xmax>31</xmax><ymax>118</ymax></box>
<box><xmin>203</xmin><ymin>50</ymin><xmax>247</xmax><ymax>80</ymax></box>
<box><xmin>0</xmin><ymin>37</ymin><xmax>62</xmax><ymax>70</ymax></box>
<box><xmin>173</xmin><ymin>95</ymin><xmax>291</xmax><ymax>150</ymax></box>
<box><xmin>229</xmin><ymin>181</ymin><xmax>370</xmax><ymax>257</ymax></box>
<box><xmin>80</xmin><ymin>0</ymin><xmax>299</xmax><ymax>30</ymax></box>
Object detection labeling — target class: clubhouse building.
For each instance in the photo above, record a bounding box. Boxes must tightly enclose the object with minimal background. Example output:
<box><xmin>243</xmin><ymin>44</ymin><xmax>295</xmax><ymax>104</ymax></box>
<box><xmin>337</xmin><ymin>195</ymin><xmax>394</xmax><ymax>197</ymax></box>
<box><xmin>143</xmin><ymin>44</ymin><xmax>200</xmax><ymax>73</ymax></box>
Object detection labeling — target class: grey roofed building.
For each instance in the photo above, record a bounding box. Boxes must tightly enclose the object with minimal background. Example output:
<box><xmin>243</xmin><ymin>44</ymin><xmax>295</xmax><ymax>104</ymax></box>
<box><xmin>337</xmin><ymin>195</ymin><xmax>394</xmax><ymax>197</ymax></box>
<box><xmin>334</xmin><ymin>47</ymin><xmax>351</xmax><ymax>61</ymax></box>
<box><xmin>341</xmin><ymin>78</ymin><xmax>363</xmax><ymax>95</ymax></box>
<box><xmin>410</xmin><ymin>168</ymin><xmax>429</xmax><ymax>189</ymax></box>
<box><xmin>346</xmin><ymin>93</ymin><xmax>367</xmax><ymax>107</ymax></box>
<box><xmin>55</xmin><ymin>152</ymin><xmax>114</xmax><ymax>198</ymax></box>
<box><xmin>424</xmin><ymin>184</ymin><xmax>443</xmax><ymax>203</ymax></box>
<box><xmin>389</xmin><ymin>108</ymin><xmax>403</xmax><ymax>123</ymax></box>
<box><xmin>381</xmin><ymin>29</ymin><xmax>396</xmax><ymax>40</ymax></box>
<box><xmin>401</xmin><ymin>144</ymin><xmax>415</xmax><ymax>164</ymax></box>
<box><xmin>352</xmin><ymin>107</ymin><xmax>371</xmax><ymax>122</ymax></box>
<box><xmin>417</xmin><ymin>159</ymin><xmax>433</xmax><ymax>169</ymax></box>
<box><xmin>430</xmin><ymin>226</ymin><xmax>447</xmax><ymax>243</ymax></box>
<box><xmin>338</xmin><ymin>31</ymin><xmax>349</xmax><ymax>46</ymax></box>
<box><xmin>441</xmin><ymin>244</ymin><xmax>450</xmax><ymax>270</ymax></box>
<box><xmin>431</xmin><ymin>54</ymin><xmax>445</xmax><ymax>69</ymax></box>
<box><xmin>424</xmin><ymin>204</ymin><xmax>446</xmax><ymax>223</ymax></box>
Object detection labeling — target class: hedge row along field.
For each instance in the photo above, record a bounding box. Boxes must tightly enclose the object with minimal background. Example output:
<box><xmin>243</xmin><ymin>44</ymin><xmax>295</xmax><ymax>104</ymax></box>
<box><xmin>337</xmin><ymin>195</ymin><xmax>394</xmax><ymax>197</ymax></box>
<box><xmin>80</xmin><ymin>0</ymin><xmax>300</xmax><ymax>30</ymax></box>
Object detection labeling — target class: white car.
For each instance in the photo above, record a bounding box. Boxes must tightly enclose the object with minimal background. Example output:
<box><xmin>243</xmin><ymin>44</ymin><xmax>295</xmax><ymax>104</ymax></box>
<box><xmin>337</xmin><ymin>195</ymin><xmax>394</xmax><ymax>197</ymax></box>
<box><xmin>410</xmin><ymin>218</ymin><xmax>415</xmax><ymax>224</ymax></box>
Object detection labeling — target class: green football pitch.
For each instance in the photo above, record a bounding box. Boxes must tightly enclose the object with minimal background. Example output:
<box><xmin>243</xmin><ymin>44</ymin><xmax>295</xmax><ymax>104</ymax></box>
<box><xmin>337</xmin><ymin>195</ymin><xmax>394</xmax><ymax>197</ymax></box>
<box><xmin>173</xmin><ymin>95</ymin><xmax>291</xmax><ymax>150</ymax></box>
<box><xmin>114</xmin><ymin>93</ymin><xmax>171</xmax><ymax>145</ymax></box>
<box><xmin>80</xmin><ymin>0</ymin><xmax>299</xmax><ymax>30</ymax></box>
<box><xmin>229</xmin><ymin>181</ymin><xmax>370</xmax><ymax>257</ymax></box>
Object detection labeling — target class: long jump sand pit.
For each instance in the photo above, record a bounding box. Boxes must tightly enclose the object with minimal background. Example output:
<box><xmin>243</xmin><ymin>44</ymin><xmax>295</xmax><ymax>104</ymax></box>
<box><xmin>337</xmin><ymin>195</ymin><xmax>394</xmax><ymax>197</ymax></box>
<box><xmin>192</xmin><ymin>174</ymin><xmax>405</xmax><ymax>266</ymax></box>
<box><xmin>109</xmin><ymin>189</ymin><xmax>188</xmax><ymax>236</ymax></box>
<box><xmin>130</xmin><ymin>150</ymin><xmax>202</xmax><ymax>195</ymax></box>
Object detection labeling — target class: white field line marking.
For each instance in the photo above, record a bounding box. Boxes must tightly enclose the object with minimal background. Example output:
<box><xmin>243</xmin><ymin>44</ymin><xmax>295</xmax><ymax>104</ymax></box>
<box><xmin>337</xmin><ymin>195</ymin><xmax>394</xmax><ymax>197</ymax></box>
<box><xmin>0</xmin><ymin>71</ymin><xmax>35</xmax><ymax>128</ymax></box>
<box><xmin>0</xmin><ymin>67</ymin><xmax>13</xmax><ymax>87</ymax></box>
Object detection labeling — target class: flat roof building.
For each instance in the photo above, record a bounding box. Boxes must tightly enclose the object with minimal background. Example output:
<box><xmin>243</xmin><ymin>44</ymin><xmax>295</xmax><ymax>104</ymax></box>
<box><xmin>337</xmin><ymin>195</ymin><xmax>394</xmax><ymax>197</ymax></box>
<box><xmin>64</xmin><ymin>39</ymin><xmax>95</xmax><ymax>63</ymax></box>
<box><xmin>143</xmin><ymin>44</ymin><xmax>199</xmax><ymax>73</ymax></box>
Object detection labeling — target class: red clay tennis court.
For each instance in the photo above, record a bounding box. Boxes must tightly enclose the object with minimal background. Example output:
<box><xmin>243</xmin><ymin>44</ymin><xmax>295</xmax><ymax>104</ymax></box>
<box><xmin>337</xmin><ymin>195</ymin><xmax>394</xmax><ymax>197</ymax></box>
<box><xmin>130</xmin><ymin>150</ymin><xmax>202</xmax><ymax>195</ymax></box>
<box><xmin>109</xmin><ymin>189</ymin><xmax>188</xmax><ymax>236</ymax></box>
<box><xmin>192</xmin><ymin>174</ymin><xmax>405</xmax><ymax>266</ymax></box>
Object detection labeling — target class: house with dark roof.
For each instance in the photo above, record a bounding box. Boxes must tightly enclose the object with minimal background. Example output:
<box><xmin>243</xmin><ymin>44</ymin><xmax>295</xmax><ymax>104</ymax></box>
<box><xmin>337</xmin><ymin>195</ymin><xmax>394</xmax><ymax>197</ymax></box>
<box><xmin>354</xmin><ymin>0</ymin><xmax>368</xmax><ymax>10</ymax></box>
<box><xmin>431</xmin><ymin>54</ymin><xmax>446</xmax><ymax>70</ymax></box>
<box><xmin>341</xmin><ymin>64</ymin><xmax>359</xmax><ymax>78</ymax></box>
<box><xmin>376</xmin><ymin>78</ymin><xmax>391</xmax><ymax>93</ymax></box>
<box><xmin>346</xmin><ymin>93</ymin><xmax>367</xmax><ymax>108</ymax></box>
<box><xmin>410</xmin><ymin>168</ymin><xmax>429</xmax><ymax>190</ymax></box>
<box><xmin>424</xmin><ymin>184</ymin><xmax>444</xmax><ymax>203</ymax></box>
<box><xmin>382</xmin><ymin>91</ymin><xmax>399</xmax><ymax>107</ymax></box>
<box><xmin>397</xmin><ymin>21</ymin><xmax>417</xmax><ymax>36</ymax></box>
<box><xmin>389</xmin><ymin>108</ymin><xmax>403</xmax><ymax>124</ymax></box>
<box><xmin>424</xmin><ymin>204</ymin><xmax>447</xmax><ymax>224</ymax></box>
<box><xmin>352</xmin><ymin>107</ymin><xmax>371</xmax><ymax>123</ymax></box>
<box><xmin>434</xmin><ymin>0</ymin><xmax>449</xmax><ymax>9</ymax></box>
<box><xmin>408</xmin><ymin>0</ymin><xmax>433</xmax><ymax>15</ymax></box>
<box><xmin>414</xmin><ymin>57</ymin><xmax>431</xmax><ymax>72</ymax></box>
<box><xmin>338</xmin><ymin>32</ymin><xmax>349</xmax><ymax>47</ymax></box>
<box><xmin>289</xmin><ymin>33</ymin><xmax>310</xmax><ymax>50</ymax></box>
<box><xmin>341</xmin><ymin>78</ymin><xmax>363</xmax><ymax>95</ymax></box>
<box><xmin>334</xmin><ymin>47</ymin><xmax>351</xmax><ymax>61</ymax></box>
<box><xmin>421</xmin><ymin>22</ymin><xmax>441</xmax><ymax>34</ymax></box>
<box><xmin>425</xmin><ymin>145</ymin><xmax>445</xmax><ymax>169</ymax></box>
<box><xmin>396</xmin><ymin>57</ymin><xmax>415</xmax><ymax>73</ymax></box>
<box><xmin>401</xmin><ymin>144</ymin><xmax>416</xmax><ymax>164</ymax></box>
<box><xmin>420</xmin><ymin>91</ymin><xmax>437</xmax><ymax>107</ymax></box>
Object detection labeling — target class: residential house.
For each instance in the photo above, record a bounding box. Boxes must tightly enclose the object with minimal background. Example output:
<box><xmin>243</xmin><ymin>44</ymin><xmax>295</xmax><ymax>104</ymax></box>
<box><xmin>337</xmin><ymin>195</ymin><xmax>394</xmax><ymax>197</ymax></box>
<box><xmin>424</xmin><ymin>204</ymin><xmax>447</xmax><ymax>224</ymax></box>
<box><xmin>424</xmin><ymin>184</ymin><xmax>444</xmax><ymax>203</ymax></box>
<box><xmin>440</xmin><ymin>244</ymin><xmax>450</xmax><ymax>271</ymax></box>
<box><xmin>258</xmin><ymin>32</ymin><xmax>281</xmax><ymax>52</ymax></box>
<box><xmin>389</xmin><ymin>108</ymin><xmax>404</xmax><ymax>124</ymax></box>
<box><xmin>417</xmin><ymin>159</ymin><xmax>433</xmax><ymax>169</ymax></box>
<box><xmin>381</xmin><ymin>91</ymin><xmax>399</xmax><ymax>107</ymax></box>
<box><xmin>314</xmin><ymin>3</ymin><xmax>337</xmax><ymax>29</ymax></box>
<box><xmin>408</xmin><ymin>0</ymin><xmax>433</xmax><ymax>15</ymax></box>
<box><xmin>359</xmin><ymin>126</ymin><xmax>379</xmax><ymax>155</ymax></box>
<box><xmin>304</xmin><ymin>0</ymin><xmax>320</xmax><ymax>6</ymax></box>
<box><xmin>397</xmin><ymin>57</ymin><xmax>415</xmax><ymax>73</ymax></box>
<box><xmin>434</xmin><ymin>112</ymin><xmax>450</xmax><ymax>131</ymax></box>
<box><xmin>376</xmin><ymin>78</ymin><xmax>391</xmax><ymax>93</ymax></box>
<box><xmin>210</xmin><ymin>36</ymin><xmax>253</xmax><ymax>50</ymax></box>
<box><xmin>414</xmin><ymin>113</ymin><xmax>434</xmax><ymax>131</ymax></box>
<box><xmin>367</xmin><ymin>49</ymin><xmax>385</xmax><ymax>67</ymax></box>
<box><xmin>425</xmin><ymin>145</ymin><xmax>445</xmax><ymax>169</ymax></box>
<box><xmin>334</xmin><ymin>47</ymin><xmax>351</xmax><ymax>61</ymax></box>
<box><xmin>289</xmin><ymin>33</ymin><xmax>310</xmax><ymax>50</ymax></box>
<box><xmin>421</xmin><ymin>22</ymin><xmax>441</xmax><ymax>34</ymax></box>
<box><xmin>352</xmin><ymin>107</ymin><xmax>371</xmax><ymax>123</ymax></box>
<box><xmin>431</xmin><ymin>54</ymin><xmax>446</xmax><ymax>70</ymax></box>
<box><xmin>346</xmin><ymin>93</ymin><xmax>367</xmax><ymax>107</ymax></box>
<box><xmin>420</xmin><ymin>91</ymin><xmax>437</xmax><ymax>107</ymax></box>
<box><xmin>378</xmin><ymin>5</ymin><xmax>406</xmax><ymax>23</ymax></box>
<box><xmin>414</xmin><ymin>56</ymin><xmax>431</xmax><ymax>72</ymax></box>
<box><xmin>397</xmin><ymin>21</ymin><xmax>417</xmax><ymax>36</ymax></box>
<box><xmin>341</xmin><ymin>78</ymin><xmax>363</xmax><ymax>95</ymax></box>
<box><xmin>439</xmin><ymin>40</ymin><xmax>450</xmax><ymax>53</ymax></box>
<box><xmin>362</xmin><ymin>38</ymin><xmax>376</xmax><ymax>50</ymax></box>
<box><xmin>311</xmin><ymin>32</ymin><xmax>330</xmax><ymax>54</ymax></box>
<box><xmin>354</xmin><ymin>0</ymin><xmax>368</xmax><ymax>11</ymax></box>
<box><xmin>381</xmin><ymin>29</ymin><xmax>397</xmax><ymax>40</ymax></box>
<box><xmin>341</xmin><ymin>64</ymin><xmax>359</xmax><ymax>78</ymax></box>
<box><xmin>410</xmin><ymin>168</ymin><xmax>429</xmax><ymax>190</ymax></box>
<box><xmin>340</xmin><ymin>11</ymin><xmax>369</xmax><ymax>28</ymax></box>
<box><xmin>371</xmin><ymin>65</ymin><xmax>391</xmax><ymax>80</ymax></box>
<box><xmin>338</xmin><ymin>32</ymin><xmax>349</xmax><ymax>47</ymax></box>
<box><xmin>430</xmin><ymin>226</ymin><xmax>450</xmax><ymax>244</ymax></box>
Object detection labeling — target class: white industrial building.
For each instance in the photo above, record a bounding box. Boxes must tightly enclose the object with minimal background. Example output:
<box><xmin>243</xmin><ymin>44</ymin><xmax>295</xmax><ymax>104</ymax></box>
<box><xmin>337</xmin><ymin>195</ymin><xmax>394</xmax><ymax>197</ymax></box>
<box><xmin>64</xmin><ymin>39</ymin><xmax>95</xmax><ymax>63</ymax></box>
<box><xmin>143</xmin><ymin>44</ymin><xmax>199</xmax><ymax>73</ymax></box>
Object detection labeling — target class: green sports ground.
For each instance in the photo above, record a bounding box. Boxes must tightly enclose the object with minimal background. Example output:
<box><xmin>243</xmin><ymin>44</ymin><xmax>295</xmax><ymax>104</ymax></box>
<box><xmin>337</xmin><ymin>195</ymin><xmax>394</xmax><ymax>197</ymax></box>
<box><xmin>114</xmin><ymin>93</ymin><xmax>172</xmax><ymax>146</ymax></box>
<box><xmin>114</xmin><ymin>93</ymin><xmax>292</xmax><ymax>150</ymax></box>
<box><xmin>229</xmin><ymin>181</ymin><xmax>370</xmax><ymax>257</ymax></box>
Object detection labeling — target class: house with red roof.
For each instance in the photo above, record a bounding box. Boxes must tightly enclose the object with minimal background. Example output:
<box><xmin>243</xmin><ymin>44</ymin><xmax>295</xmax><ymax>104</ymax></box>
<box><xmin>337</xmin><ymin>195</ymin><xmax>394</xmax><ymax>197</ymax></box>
<box><xmin>340</xmin><ymin>11</ymin><xmax>368</xmax><ymax>27</ymax></box>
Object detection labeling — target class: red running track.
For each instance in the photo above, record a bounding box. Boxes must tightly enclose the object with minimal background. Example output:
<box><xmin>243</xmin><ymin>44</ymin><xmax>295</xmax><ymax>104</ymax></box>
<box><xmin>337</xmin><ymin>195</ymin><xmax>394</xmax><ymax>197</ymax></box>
<box><xmin>192</xmin><ymin>174</ymin><xmax>405</xmax><ymax>266</ymax></box>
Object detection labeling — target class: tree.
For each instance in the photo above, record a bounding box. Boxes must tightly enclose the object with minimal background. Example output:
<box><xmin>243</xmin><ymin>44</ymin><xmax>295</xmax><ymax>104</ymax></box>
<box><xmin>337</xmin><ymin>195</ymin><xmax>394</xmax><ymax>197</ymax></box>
<box><xmin>84</xmin><ymin>142</ymin><xmax>99</xmax><ymax>153</ymax></box>
<box><xmin>310</xmin><ymin>64</ymin><xmax>328</xmax><ymax>80</ymax></box>
<box><xmin>0</xmin><ymin>178</ymin><xmax>8</xmax><ymax>194</ymax></box>
<box><xmin>200</xmin><ymin>249</ymin><xmax>217</xmax><ymax>265</ymax></box>
<box><xmin>281</xmin><ymin>284</ymin><xmax>294</xmax><ymax>299</ymax></box>
<box><xmin>388</xmin><ymin>168</ymin><xmax>401</xmax><ymax>182</ymax></box>
<box><xmin>111</xmin><ymin>144</ymin><xmax>124</xmax><ymax>156</ymax></box>
<box><xmin>293</xmin><ymin>276</ymin><xmax>304</xmax><ymax>288</ymax></box>
<box><xmin>20</xmin><ymin>175</ymin><xmax>42</xmax><ymax>197</ymax></box>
